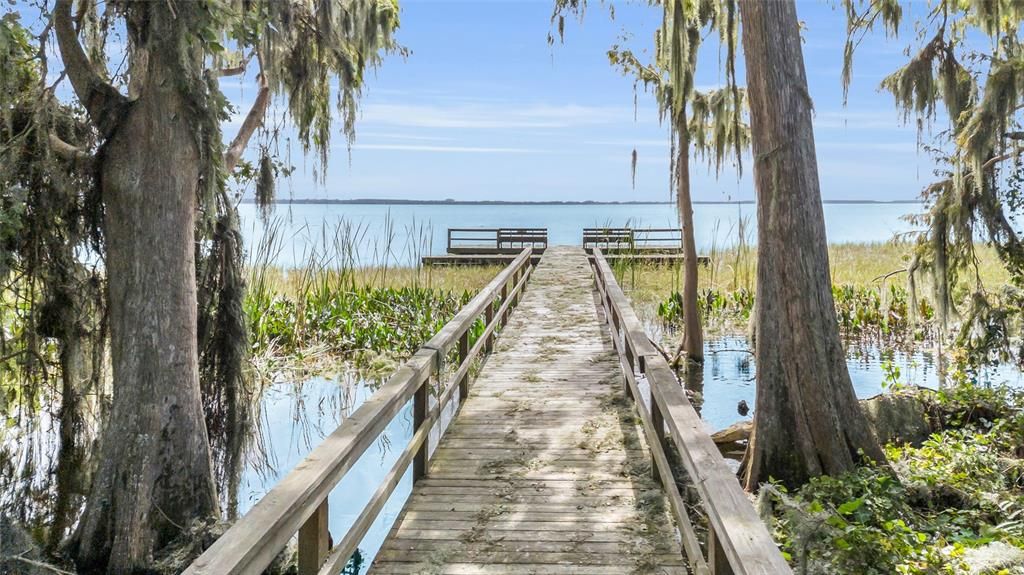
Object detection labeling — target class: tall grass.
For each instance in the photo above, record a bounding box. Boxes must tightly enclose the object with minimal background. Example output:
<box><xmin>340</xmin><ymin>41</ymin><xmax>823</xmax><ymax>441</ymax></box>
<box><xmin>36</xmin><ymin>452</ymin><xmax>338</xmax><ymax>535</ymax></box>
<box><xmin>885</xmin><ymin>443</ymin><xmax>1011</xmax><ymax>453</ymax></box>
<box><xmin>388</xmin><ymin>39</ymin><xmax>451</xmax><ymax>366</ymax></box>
<box><xmin>611</xmin><ymin>212</ymin><xmax>1009</xmax><ymax>345</ymax></box>
<box><xmin>244</xmin><ymin>216</ymin><xmax>500</xmax><ymax>373</ymax></box>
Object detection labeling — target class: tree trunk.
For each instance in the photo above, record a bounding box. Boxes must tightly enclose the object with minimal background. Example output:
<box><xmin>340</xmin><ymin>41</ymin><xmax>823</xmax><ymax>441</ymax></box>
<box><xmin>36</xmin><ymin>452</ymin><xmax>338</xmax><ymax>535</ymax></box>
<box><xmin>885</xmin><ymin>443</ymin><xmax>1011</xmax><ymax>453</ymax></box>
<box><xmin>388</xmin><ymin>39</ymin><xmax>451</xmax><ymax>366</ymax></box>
<box><xmin>71</xmin><ymin>7</ymin><xmax>218</xmax><ymax>571</ymax></box>
<box><xmin>675</xmin><ymin>117</ymin><xmax>704</xmax><ymax>363</ymax></box>
<box><xmin>738</xmin><ymin>0</ymin><xmax>885</xmax><ymax>489</ymax></box>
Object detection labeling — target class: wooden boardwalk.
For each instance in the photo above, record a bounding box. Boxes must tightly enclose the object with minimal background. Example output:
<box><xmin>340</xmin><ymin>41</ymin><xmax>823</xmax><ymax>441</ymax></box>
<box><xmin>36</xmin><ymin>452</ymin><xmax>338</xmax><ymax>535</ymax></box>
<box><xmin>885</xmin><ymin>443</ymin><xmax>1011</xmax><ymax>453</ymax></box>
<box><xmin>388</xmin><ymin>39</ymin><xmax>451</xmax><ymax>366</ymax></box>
<box><xmin>370</xmin><ymin>247</ymin><xmax>685</xmax><ymax>574</ymax></box>
<box><xmin>186</xmin><ymin>245</ymin><xmax>791</xmax><ymax>575</ymax></box>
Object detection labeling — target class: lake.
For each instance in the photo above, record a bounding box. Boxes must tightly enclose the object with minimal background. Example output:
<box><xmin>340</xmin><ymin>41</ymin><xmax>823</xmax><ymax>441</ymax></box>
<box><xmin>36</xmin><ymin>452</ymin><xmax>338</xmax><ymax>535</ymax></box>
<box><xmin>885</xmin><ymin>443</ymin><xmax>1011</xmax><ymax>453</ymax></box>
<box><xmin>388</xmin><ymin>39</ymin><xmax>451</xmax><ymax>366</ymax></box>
<box><xmin>239</xmin><ymin>201</ymin><xmax>924</xmax><ymax>267</ymax></box>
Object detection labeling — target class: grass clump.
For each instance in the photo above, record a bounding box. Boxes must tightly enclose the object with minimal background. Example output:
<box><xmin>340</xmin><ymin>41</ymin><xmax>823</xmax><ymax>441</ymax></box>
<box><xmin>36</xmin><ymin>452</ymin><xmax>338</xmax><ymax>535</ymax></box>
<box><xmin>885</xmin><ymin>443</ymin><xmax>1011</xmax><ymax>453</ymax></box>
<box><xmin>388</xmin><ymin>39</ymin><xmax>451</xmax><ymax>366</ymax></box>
<box><xmin>621</xmin><ymin>241</ymin><xmax>1010</xmax><ymax>345</ymax></box>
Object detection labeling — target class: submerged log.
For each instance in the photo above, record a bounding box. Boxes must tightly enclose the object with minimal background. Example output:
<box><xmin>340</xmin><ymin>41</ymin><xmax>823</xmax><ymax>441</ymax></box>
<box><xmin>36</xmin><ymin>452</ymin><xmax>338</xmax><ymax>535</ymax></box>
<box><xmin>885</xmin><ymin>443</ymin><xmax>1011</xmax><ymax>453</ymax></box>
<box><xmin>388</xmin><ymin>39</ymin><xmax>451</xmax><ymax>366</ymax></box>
<box><xmin>712</xmin><ymin>420</ymin><xmax>752</xmax><ymax>444</ymax></box>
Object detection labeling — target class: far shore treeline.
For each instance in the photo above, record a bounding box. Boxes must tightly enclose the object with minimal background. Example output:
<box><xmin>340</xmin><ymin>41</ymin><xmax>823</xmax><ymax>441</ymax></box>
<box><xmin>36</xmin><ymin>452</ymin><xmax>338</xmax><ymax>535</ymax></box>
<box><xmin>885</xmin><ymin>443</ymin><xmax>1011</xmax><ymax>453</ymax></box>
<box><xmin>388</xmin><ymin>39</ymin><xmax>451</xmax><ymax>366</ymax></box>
<box><xmin>244</xmin><ymin>197</ymin><xmax>923</xmax><ymax>206</ymax></box>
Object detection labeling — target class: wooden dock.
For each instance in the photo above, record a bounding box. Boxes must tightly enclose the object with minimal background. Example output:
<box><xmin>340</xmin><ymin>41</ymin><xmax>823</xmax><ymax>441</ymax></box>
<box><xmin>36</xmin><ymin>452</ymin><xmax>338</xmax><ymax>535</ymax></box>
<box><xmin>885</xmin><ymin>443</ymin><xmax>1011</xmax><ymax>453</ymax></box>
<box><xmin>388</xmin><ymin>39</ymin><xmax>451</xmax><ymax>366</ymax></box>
<box><xmin>371</xmin><ymin>247</ymin><xmax>685</xmax><ymax>574</ymax></box>
<box><xmin>186</xmin><ymin>246</ymin><xmax>791</xmax><ymax>575</ymax></box>
<box><xmin>422</xmin><ymin>252</ymin><xmax>707</xmax><ymax>266</ymax></box>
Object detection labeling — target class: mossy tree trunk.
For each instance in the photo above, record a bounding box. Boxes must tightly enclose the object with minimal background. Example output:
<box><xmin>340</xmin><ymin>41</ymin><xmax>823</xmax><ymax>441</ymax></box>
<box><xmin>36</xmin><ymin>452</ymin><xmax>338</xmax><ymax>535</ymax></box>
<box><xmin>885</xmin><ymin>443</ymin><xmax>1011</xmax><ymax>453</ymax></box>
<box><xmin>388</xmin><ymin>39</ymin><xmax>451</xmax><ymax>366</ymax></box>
<box><xmin>738</xmin><ymin>0</ymin><xmax>886</xmax><ymax>489</ymax></box>
<box><xmin>54</xmin><ymin>1</ymin><xmax>218</xmax><ymax>571</ymax></box>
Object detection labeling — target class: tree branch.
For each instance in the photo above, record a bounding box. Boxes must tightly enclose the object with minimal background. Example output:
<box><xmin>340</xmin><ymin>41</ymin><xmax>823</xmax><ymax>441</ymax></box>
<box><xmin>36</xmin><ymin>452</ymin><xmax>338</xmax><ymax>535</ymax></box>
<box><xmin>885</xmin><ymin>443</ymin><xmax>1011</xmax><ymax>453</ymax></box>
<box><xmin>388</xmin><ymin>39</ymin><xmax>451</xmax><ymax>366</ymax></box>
<box><xmin>53</xmin><ymin>0</ymin><xmax>129</xmax><ymax>138</ymax></box>
<box><xmin>980</xmin><ymin>146</ymin><xmax>1024</xmax><ymax>171</ymax></box>
<box><xmin>215</xmin><ymin>64</ymin><xmax>248</xmax><ymax>78</ymax></box>
<box><xmin>212</xmin><ymin>51</ymin><xmax>255</xmax><ymax>79</ymax></box>
<box><xmin>49</xmin><ymin>133</ymin><xmax>92</xmax><ymax>165</ymax></box>
<box><xmin>224</xmin><ymin>85</ymin><xmax>269</xmax><ymax>172</ymax></box>
<box><xmin>224</xmin><ymin>52</ymin><xmax>269</xmax><ymax>172</ymax></box>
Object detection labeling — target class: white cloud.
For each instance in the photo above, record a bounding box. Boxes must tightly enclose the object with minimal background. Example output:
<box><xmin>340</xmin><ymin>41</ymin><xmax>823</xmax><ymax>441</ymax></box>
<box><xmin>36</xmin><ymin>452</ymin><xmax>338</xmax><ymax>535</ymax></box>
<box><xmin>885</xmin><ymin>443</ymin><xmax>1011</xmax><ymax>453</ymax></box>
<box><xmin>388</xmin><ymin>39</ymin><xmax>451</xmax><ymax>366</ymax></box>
<box><xmin>359</xmin><ymin>102</ymin><xmax>628</xmax><ymax>130</ymax></box>
<box><xmin>354</xmin><ymin>143</ymin><xmax>547</xmax><ymax>153</ymax></box>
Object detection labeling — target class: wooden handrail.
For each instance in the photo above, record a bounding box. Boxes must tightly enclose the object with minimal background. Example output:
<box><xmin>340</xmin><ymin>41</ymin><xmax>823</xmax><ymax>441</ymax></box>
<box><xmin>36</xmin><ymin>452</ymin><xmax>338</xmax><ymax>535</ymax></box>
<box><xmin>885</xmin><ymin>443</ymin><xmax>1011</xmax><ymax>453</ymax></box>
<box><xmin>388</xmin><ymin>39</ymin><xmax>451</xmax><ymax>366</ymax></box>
<box><xmin>583</xmin><ymin>227</ymin><xmax>684</xmax><ymax>252</ymax></box>
<box><xmin>590</xmin><ymin>248</ymin><xmax>792</xmax><ymax>575</ymax></box>
<box><xmin>185</xmin><ymin>248</ymin><xmax>535</xmax><ymax>575</ymax></box>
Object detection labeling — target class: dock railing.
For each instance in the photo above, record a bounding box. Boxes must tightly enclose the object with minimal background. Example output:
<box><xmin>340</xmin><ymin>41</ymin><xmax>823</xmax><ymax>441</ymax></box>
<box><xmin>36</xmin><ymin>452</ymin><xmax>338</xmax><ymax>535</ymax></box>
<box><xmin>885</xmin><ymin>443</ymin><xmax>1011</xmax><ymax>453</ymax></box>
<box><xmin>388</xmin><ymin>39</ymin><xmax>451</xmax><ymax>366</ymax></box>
<box><xmin>184</xmin><ymin>248</ymin><xmax>535</xmax><ymax>575</ymax></box>
<box><xmin>447</xmin><ymin>227</ymin><xmax>547</xmax><ymax>254</ymax></box>
<box><xmin>591</xmin><ymin>248</ymin><xmax>792</xmax><ymax>575</ymax></box>
<box><xmin>583</xmin><ymin>227</ymin><xmax>684</xmax><ymax>253</ymax></box>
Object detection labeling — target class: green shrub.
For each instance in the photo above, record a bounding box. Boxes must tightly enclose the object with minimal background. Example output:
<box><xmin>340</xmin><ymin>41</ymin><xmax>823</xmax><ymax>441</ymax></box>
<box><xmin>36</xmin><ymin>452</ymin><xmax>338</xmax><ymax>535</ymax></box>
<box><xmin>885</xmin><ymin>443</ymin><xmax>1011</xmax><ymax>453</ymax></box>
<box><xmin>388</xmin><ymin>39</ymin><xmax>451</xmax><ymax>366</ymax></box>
<box><xmin>767</xmin><ymin>398</ymin><xmax>1024</xmax><ymax>574</ymax></box>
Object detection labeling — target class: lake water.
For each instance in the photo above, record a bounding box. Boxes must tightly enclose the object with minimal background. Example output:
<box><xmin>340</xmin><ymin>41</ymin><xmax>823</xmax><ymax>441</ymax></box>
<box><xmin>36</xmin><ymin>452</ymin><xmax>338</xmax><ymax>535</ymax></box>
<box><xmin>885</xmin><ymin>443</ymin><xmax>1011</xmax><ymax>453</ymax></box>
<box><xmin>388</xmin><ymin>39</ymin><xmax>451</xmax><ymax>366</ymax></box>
<box><xmin>239</xmin><ymin>336</ymin><xmax>1024</xmax><ymax>573</ymax></box>
<box><xmin>239</xmin><ymin>201</ymin><xmax>924</xmax><ymax>267</ymax></box>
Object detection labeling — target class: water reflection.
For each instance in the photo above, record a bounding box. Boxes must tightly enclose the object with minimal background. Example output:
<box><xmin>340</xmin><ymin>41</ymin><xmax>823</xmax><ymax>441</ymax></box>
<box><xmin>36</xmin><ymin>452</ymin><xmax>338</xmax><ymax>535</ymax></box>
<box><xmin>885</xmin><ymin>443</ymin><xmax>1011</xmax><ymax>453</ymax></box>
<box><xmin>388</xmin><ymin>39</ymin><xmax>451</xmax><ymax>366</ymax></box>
<box><xmin>235</xmin><ymin>372</ymin><xmax>410</xmax><ymax>573</ymax></box>
<box><xmin>698</xmin><ymin>336</ymin><xmax>1024</xmax><ymax>431</ymax></box>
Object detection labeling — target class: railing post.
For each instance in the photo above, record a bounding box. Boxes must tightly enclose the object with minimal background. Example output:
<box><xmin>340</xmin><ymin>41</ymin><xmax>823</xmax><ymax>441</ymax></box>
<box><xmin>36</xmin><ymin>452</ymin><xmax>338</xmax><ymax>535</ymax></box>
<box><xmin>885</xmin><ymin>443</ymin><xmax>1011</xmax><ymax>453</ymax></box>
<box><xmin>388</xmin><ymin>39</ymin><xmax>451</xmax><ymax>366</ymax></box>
<box><xmin>485</xmin><ymin>303</ymin><xmax>495</xmax><ymax>352</ymax></box>
<box><xmin>623</xmin><ymin>338</ymin><xmax>634</xmax><ymax>400</ymax></box>
<box><xmin>297</xmin><ymin>498</ymin><xmax>330</xmax><ymax>574</ymax></box>
<box><xmin>501</xmin><ymin>281</ymin><xmax>509</xmax><ymax>324</ymax></box>
<box><xmin>413</xmin><ymin>379</ymin><xmax>428</xmax><ymax>481</ymax></box>
<box><xmin>651</xmin><ymin>391</ymin><xmax>666</xmax><ymax>484</ymax></box>
<box><xmin>458</xmin><ymin>330</ymin><xmax>470</xmax><ymax>403</ymax></box>
<box><xmin>708</xmin><ymin>527</ymin><xmax>735</xmax><ymax>575</ymax></box>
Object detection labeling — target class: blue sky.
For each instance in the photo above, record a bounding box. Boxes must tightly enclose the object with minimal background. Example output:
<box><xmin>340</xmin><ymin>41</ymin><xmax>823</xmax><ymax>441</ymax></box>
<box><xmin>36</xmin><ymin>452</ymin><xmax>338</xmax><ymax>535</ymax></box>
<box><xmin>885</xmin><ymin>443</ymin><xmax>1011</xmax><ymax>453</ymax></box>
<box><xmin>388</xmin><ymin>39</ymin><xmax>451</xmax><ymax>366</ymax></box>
<box><xmin>26</xmin><ymin>0</ymin><xmax>946</xmax><ymax>202</ymax></box>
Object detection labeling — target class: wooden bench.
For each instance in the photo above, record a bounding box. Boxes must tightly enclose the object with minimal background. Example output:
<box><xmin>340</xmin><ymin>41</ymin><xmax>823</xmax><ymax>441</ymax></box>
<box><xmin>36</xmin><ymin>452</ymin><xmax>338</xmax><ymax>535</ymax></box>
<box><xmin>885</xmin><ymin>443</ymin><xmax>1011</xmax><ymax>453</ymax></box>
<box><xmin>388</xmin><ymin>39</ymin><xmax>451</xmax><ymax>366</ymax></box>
<box><xmin>448</xmin><ymin>227</ymin><xmax>548</xmax><ymax>254</ymax></box>
<box><xmin>583</xmin><ymin>227</ymin><xmax>684</xmax><ymax>253</ymax></box>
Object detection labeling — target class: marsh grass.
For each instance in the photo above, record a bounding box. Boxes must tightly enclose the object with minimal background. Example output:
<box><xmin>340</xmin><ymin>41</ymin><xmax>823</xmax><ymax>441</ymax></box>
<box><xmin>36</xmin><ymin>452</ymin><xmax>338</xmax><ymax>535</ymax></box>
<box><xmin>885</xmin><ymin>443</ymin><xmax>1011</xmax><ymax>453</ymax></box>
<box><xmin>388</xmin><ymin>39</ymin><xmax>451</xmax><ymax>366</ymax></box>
<box><xmin>245</xmin><ymin>216</ymin><xmax>502</xmax><ymax>373</ymax></box>
<box><xmin>616</xmin><ymin>241</ymin><xmax>1010</xmax><ymax>339</ymax></box>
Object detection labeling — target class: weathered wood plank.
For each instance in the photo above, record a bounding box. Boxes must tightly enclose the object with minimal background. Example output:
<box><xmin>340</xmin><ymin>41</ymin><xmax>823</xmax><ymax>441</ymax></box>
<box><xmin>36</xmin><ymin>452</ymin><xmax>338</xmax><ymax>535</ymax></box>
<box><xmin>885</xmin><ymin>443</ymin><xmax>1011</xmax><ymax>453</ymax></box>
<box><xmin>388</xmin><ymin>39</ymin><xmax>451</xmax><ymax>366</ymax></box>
<box><xmin>372</xmin><ymin>563</ymin><xmax>688</xmax><ymax>575</ymax></box>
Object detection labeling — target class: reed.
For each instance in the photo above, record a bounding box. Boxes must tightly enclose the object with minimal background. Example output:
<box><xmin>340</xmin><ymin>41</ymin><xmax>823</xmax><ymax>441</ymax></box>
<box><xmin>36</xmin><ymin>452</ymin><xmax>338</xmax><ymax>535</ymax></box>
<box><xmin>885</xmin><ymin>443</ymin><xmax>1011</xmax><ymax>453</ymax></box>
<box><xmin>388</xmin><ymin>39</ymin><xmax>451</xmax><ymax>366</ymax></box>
<box><xmin>618</xmin><ymin>237</ymin><xmax>1008</xmax><ymax>342</ymax></box>
<box><xmin>244</xmin><ymin>216</ymin><xmax>501</xmax><ymax>372</ymax></box>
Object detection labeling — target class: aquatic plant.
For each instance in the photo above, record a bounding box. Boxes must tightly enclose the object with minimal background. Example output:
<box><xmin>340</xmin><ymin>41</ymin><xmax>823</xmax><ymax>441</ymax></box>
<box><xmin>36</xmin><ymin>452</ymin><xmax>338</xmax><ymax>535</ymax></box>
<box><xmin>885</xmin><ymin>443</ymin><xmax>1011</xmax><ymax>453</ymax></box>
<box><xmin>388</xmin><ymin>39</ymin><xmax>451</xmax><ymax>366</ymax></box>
<box><xmin>246</xmin><ymin>284</ymin><xmax>476</xmax><ymax>360</ymax></box>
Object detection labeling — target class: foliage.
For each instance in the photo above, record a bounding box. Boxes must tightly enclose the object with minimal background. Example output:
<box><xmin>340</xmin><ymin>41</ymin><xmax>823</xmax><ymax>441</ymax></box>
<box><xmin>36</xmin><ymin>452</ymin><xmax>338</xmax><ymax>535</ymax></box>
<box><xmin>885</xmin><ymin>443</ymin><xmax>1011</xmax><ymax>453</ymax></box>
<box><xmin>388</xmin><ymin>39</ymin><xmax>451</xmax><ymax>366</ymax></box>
<box><xmin>246</xmin><ymin>284</ymin><xmax>476</xmax><ymax>361</ymax></box>
<box><xmin>0</xmin><ymin>17</ymin><xmax>102</xmax><ymax>390</ymax></box>
<box><xmin>656</xmin><ymin>282</ymin><xmax>938</xmax><ymax>343</ymax></box>
<box><xmin>765</xmin><ymin>389</ymin><xmax>1024</xmax><ymax>574</ymax></box>
<box><xmin>843</xmin><ymin>0</ymin><xmax>1024</xmax><ymax>367</ymax></box>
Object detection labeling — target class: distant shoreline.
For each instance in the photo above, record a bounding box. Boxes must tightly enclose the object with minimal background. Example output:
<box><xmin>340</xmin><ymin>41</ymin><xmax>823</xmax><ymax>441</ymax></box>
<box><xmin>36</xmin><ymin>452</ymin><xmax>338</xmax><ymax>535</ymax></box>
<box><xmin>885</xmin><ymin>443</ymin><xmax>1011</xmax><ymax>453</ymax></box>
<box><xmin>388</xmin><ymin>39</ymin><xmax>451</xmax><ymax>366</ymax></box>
<box><xmin>242</xmin><ymin>198</ymin><xmax>922</xmax><ymax>206</ymax></box>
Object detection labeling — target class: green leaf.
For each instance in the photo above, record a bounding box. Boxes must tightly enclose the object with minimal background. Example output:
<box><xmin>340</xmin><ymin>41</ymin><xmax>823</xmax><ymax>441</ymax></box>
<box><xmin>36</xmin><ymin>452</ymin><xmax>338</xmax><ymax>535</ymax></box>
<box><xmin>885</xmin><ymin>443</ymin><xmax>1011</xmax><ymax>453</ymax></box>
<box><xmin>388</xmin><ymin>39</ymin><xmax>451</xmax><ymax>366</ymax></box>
<box><xmin>837</xmin><ymin>498</ymin><xmax>864</xmax><ymax>515</ymax></box>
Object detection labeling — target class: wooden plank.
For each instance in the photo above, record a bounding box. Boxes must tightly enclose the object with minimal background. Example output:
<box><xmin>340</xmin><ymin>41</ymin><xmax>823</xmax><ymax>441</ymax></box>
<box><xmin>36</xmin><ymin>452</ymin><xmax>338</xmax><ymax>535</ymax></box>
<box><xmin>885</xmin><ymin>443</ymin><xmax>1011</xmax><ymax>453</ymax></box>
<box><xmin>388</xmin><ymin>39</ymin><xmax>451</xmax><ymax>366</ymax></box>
<box><xmin>372</xmin><ymin>563</ymin><xmax>688</xmax><ymax>575</ymax></box>
<box><xmin>374</xmin><ymin>550</ymin><xmax>685</xmax><ymax>566</ymax></box>
<box><xmin>387</xmin><ymin>529</ymin><xmax>641</xmax><ymax>543</ymax></box>
<box><xmin>381</xmin><ymin>539</ymin><xmax>676</xmax><ymax>554</ymax></box>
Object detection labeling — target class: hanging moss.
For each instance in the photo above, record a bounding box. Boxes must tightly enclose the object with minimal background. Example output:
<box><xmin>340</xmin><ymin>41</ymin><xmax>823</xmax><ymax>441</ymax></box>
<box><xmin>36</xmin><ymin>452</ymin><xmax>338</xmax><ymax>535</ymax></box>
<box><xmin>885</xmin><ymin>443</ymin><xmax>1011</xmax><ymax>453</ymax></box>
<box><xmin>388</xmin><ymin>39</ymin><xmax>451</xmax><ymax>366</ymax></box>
<box><xmin>256</xmin><ymin>150</ymin><xmax>275</xmax><ymax>220</ymax></box>
<box><xmin>844</xmin><ymin>1</ymin><xmax>1024</xmax><ymax>367</ymax></box>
